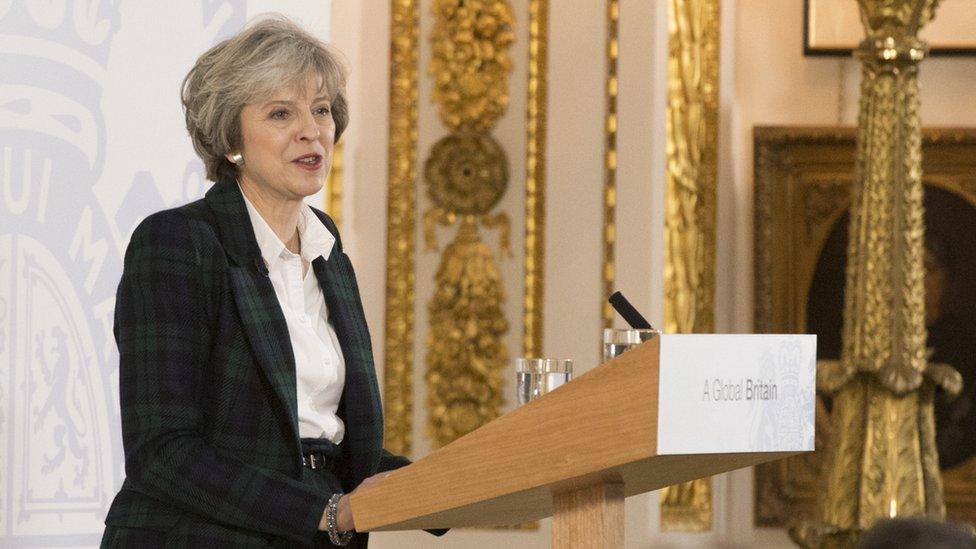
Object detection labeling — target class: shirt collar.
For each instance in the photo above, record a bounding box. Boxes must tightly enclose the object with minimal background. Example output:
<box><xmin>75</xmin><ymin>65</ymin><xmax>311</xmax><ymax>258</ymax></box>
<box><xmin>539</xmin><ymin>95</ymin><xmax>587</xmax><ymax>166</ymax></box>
<box><xmin>239</xmin><ymin>183</ymin><xmax>336</xmax><ymax>269</ymax></box>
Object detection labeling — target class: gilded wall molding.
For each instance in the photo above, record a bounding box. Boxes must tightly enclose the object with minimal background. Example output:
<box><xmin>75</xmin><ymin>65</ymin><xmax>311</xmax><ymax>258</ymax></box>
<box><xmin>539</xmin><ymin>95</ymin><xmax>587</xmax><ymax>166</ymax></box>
<box><xmin>423</xmin><ymin>0</ymin><xmax>514</xmax><ymax>450</ymax></box>
<box><xmin>523</xmin><ymin>0</ymin><xmax>548</xmax><ymax>359</ymax></box>
<box><xmin>661</xmin><ymin>0</ymin><xmax>720</xmax><ymax>532</ymax></box>
<box><xmin>383</xmin><ymin>0</ymin><xmax>420</xmax><ymax>457</ymax></box>
<box><xmin>601</xmin><ymin>0</ymin><xmax>620</xmax><ymax>330</ymax></box>
<box><xmin>325</xmin><ymin>141</ymin><xmax>343</xmax><ymax>227</ymax></box>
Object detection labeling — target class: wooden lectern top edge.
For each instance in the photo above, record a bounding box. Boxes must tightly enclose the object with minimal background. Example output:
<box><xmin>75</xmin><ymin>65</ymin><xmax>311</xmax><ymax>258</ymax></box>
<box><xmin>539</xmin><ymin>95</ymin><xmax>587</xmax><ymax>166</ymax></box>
<box><xmin>351</xmin><ymin>338</ymin><xmax>662</xmax><ymax>531</ymax></box>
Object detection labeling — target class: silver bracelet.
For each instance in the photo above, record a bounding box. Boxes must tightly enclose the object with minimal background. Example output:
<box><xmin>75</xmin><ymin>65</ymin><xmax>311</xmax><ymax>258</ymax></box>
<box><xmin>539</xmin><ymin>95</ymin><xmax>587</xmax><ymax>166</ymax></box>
<box><xmin>326</xmin><ymin>492</ymin><xmax>354</xmax><ymax>546</ymax></box>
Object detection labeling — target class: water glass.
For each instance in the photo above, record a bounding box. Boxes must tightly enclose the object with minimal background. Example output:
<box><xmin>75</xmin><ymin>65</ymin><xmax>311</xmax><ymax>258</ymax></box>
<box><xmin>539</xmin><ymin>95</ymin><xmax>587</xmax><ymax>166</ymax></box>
<box><xmin>516</xmin><ymin>358</ymin><xmax>574</xmax><ymax>405</ymax></box>
<box><xmin>602</xmin><ymin>328</ymin><xmax>662</xmax><ymax>362</ymax></box>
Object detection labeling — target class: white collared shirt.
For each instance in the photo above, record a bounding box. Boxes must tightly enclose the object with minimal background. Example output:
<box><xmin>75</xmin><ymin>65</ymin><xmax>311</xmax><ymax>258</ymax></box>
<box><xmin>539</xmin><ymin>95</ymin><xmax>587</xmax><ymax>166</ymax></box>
<box><xmin>240</xmin><ymin>187</ymin><xmax>346</xmax><ymax>443</ymax></box>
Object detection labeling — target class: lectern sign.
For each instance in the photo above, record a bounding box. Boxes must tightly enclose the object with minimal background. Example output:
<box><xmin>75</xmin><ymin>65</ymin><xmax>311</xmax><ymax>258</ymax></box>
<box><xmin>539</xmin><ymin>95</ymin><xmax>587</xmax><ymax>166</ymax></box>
<box><xmin>656</xmin><ymin>334</ymin><xmax>816</xmax><ymax>455</ymax></box>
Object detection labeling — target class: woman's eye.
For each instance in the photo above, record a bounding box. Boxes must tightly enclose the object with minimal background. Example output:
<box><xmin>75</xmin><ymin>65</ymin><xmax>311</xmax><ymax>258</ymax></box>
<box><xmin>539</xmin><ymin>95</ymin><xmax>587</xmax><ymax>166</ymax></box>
<box><xmin>270</xmin><ymin>109</ymin><xmax>289</xmax><ymax>120</ymax></box>
<box><xmin>315</xmin><ymin>106</ymin><xmax>331</xmax><ymax>116</ymax></box>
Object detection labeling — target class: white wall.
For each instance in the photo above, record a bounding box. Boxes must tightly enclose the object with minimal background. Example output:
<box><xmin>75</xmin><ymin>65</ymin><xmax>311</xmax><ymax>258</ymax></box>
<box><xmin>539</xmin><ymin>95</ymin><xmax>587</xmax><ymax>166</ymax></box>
<box><xmin>0</xmin><ymin>2</ymin><xmax>332</xmax><ymax>546</ymax></box>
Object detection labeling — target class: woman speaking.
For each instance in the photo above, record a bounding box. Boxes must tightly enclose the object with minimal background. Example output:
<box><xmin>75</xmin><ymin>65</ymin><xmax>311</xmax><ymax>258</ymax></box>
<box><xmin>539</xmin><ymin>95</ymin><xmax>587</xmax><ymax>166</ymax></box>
<box><xmin>101</xmin><ymin>16</ymin><xmax>440</xmax><ymax>548</ymax></box>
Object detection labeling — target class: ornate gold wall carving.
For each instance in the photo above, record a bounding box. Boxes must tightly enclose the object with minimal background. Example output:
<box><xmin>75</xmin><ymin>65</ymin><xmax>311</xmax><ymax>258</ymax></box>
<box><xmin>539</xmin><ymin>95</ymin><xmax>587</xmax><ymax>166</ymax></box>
<box><xmin>601</xmin><ymin>0</ymin><xmax>620</xmax><ymax>330</ymax></box>
<box><xmin>423</xmin><ymin>133</ymin><xmax>510</xmax><ymax>447</ymax></box>
<box><xmin>429</xmin><ymin>0</ymin><xmax>515</xmax><ymax>132</ymax></box>
<box><xmin>424</xmin><ymin>0</ymin><xmax>514</xmax><ymax>450</ymax></box>
<box><xmin>661</xmin><ymin>0</ymin><xmax>720</xmax><ymax>532</ymax></box>
<box><xmin>325</xmin><ymin>141</ymin><xmax>343</xmax><ymax>227</ymax></box>
<box><xmin>810</xmin><ymin>4</ymin><xmax>949</xmax><ymax>544</ymax></box>
<box><xmin>753</xmin><ymin>127</ymin><xmax>976</xmax><ymax>531</ymax></box>
<box><xmin>523</xmin><ymin>0</ymin><xmax>548</xmax><ymax>359</ymax></box>
<box><xmin>383</xmin><ymin>0</ymin><xmax>420</xmax><ymax>457</ymax></box>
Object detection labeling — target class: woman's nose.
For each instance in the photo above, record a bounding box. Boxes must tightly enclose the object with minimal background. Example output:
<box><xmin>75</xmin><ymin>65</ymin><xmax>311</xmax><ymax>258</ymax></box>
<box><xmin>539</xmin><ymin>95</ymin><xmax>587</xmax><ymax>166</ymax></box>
<box><xmin>297</xmin><ymin>111</ymin><xmax>321</xmax><ymax>141</ymax></box>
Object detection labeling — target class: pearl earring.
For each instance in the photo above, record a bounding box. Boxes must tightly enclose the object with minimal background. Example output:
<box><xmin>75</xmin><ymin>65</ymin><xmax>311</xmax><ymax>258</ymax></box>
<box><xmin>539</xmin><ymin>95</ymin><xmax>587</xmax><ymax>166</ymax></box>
<box><xmin>228</xmin><ymin>152</ymin><xmax>243</xmax><ymax>165</ymax></box>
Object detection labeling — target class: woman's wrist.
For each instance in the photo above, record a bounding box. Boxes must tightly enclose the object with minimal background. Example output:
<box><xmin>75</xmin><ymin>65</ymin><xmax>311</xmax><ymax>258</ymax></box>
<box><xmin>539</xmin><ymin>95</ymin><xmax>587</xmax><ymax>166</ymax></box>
<box><xmin>318</xmin><ymin>494</ymin><xmax>354</xmax><ymax>528</ymax></box>
<box><xmin>336</xmin><ymin>494</ymin><xmax>354</xmax><ymax>532</ymax></box>
<box><xmin>320</xmin><ymin>493</ymin><xmax>353</xmax><ymax>546</ymax></box>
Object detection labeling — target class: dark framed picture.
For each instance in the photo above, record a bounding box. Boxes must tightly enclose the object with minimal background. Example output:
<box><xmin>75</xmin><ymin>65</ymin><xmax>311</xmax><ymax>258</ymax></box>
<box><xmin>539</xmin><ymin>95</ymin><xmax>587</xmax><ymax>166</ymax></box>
<box><xmin>805</xmin><ymin>0</ymin><xmax>976</xmax><ymax>56</ymax></box>
<box><xmin>752</xmin><ymin>126</ymin><xmax>976</xmax><ymax>527</ymax></box>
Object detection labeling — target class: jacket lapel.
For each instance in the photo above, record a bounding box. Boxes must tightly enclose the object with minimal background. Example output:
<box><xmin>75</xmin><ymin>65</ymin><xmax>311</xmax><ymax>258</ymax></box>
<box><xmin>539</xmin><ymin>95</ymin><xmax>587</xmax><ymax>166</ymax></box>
<box><xmin>312</xmin><ymin>246</ymin><xmax>384</xmax><ymax>484</ymax></box>
<box><xmin>205</xmin><ymin>178</ymin><xmax>301</xmax><ymax>452</ymax></box>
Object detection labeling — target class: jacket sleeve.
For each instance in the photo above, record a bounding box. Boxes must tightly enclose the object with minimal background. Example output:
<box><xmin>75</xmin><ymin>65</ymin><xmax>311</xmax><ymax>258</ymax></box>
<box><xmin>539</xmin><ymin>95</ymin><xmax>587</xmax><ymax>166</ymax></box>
<box><xmin>115</xmin><ymin>211</ymin><xmax>328</xmax><ymax>545</ymax></box>
<box><xmin>377</xmin><ymin>449</ymin><xmax>411</xmax><ymax>473</ymax></box>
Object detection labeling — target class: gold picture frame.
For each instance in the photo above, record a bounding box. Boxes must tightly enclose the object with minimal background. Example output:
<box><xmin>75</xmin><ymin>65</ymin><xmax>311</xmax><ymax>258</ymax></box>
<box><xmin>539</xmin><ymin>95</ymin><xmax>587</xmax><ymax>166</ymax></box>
<box><xmin>805</xmin><ymin>0</ymin><xmax>976</xmax><ymax>55</ymax></box>
<box><xmin>752</xmin><ymin>126</ymin><xmax>976</xmax><ymax>527</ymax></box>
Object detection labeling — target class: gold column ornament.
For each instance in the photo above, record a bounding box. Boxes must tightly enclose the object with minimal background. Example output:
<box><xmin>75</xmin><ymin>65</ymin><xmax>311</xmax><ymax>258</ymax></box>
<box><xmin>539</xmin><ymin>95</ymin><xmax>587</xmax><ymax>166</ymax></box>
<box><xmin>524</xmin><ymin>0</ymin><xmax>548</xmax><ymax>359</ymax></box>
<box><xmin>660</xmin><ymin>0</ymin><xmax>720</xmax><ymax>532</ymax></box>
<box><xmin>799</xmin><ymin>2</ymin><xmax>963</xmax><ymax>547</ymax></box>
<box><xmin>324</xmin><ymin>141</ymin><xmax>343</xmax><ymax>227</ymax></box>
<box><xmin>601</xmin><ymin>0</ymin><xmax>620</xmax><ymax>330</ymax></box>
<box><xmin>383</xmin><ymin>0</ymin><xmax>420</xmax><ymax>457</ymax></box>
<box><xmin>424</xmin><ymin>0</ymin><xmax>515</xmax><ymax>449</ymax></box>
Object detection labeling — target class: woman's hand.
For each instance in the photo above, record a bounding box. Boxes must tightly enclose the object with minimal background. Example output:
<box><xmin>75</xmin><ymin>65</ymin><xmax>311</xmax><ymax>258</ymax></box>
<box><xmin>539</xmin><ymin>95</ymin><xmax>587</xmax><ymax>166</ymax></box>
<box><xmin>319</xmin><ymin>472</ymin><xmax>393</xmax><ymax>533</ymax></box>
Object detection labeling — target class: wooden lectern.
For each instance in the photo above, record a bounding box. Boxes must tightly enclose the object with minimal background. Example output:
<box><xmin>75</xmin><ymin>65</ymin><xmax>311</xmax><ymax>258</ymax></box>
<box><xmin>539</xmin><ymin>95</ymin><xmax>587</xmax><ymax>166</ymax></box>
<box><xmin>351</xmin><ymin>335</ymin><xmax>814</xmax><ymax>547</ymax></box>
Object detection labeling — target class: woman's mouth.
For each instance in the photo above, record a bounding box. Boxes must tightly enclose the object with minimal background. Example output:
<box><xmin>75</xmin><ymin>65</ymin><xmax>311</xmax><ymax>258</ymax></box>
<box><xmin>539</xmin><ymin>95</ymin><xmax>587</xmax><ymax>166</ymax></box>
<box><xmin>292</xmin><ymin>154</ymin><xmax>323</xmax><ymax>171</ymax></box>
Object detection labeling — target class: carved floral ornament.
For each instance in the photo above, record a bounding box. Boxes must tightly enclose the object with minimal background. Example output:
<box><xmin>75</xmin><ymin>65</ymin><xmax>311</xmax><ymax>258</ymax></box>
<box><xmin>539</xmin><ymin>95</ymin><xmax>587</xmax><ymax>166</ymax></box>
<box><xmin>424</xmin><ymin>133</ymin><xmax>508</xmax><ymax>216</ymax></box>
<box><xmin>422</xmin><ymin>0</ymin><xmax>514</xmax><ymax>456</ymax></box>
<box><xmin>429</xmin><ymin>0</ymin><xmax>515</xmax><ymax>132</ymax></box>
<box><xmin>422</xmin><ymin>134</ymin><xmax>511</xmax><ymax>449</ymax></box>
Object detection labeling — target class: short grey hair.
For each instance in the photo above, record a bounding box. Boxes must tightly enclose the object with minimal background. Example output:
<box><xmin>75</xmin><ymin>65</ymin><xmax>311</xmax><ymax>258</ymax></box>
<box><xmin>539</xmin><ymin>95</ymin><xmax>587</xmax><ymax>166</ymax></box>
<box><xmin>181</xmin><ymin>15</ymin><xmax>349</xmax><ymax>182</ymax></box>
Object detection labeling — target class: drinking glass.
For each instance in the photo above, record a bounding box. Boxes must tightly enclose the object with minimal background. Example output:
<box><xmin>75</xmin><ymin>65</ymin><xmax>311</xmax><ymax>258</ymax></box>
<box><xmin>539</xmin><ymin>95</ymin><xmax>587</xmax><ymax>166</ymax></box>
<box><xmin>602</xmin><ymin>328</ymin><xmax>662</xmax><ymax>362</ymax></box>
<box><xmin>516</xmin><ymin>358</ymin><xmax>574</xmax><ymax>405</ymax></box>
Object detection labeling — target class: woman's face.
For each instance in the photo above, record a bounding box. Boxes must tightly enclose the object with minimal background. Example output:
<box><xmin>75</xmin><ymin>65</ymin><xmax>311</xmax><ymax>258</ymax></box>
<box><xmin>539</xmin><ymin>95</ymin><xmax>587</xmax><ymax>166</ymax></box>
<box><xmin>235</xmin><ymin>74</ymin><xmax>335</xmax><ymax>202</ymax></box>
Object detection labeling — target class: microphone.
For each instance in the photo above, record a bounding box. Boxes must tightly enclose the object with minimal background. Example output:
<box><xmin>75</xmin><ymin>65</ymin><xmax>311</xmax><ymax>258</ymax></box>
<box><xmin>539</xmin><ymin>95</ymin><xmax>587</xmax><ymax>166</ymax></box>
<box><xmin>608</xmin><ymin>291</ymin><xmax>654</xmax><ymax>330</ymax></box>
<box><xmin>254</xmin><ymin>258</ymin><xmax>269</xmax><ymax>276</ymax></box>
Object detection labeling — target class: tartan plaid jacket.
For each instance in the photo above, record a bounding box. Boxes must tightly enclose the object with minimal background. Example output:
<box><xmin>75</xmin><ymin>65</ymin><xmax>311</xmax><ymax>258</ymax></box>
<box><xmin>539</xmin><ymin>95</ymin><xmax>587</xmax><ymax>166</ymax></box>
<box><xmin>103</xmin><ymin>177</ymin><xmax>409</xmax><ymax>546</ymax></box>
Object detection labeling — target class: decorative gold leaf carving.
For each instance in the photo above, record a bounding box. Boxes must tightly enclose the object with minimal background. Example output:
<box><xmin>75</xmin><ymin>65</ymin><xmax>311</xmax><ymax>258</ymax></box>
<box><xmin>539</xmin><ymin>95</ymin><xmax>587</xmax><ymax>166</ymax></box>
<box><xmin>523</xmin><ymin>0</ymin><xmax>548</xmax><ymax>360</ymax></box>
<box><xmin>424</xmin><ymin>133</ymin><xmax>508</xmax><ymax>215</ymax></box>
<box><xmin>663</xmin><ymin>0</ymin><xmax>720</xmax><ymax>337</ymax></box>
<box><xmin>429</xmin><ymin>0</ymin><xmax>515</xmax><ymax>132</ymax></box>
<box><xmin>661</xmin><ymin>0</ymin><xmax>720</xmax><ymax>532</ymax></box>
<box><xmin>601</xmin><ymin>0</ymin><xmax>620</xmax><ymax>331</ymax></box>
<box><xmin>383</xmin><ymin>0</ymin><xmax>420</xmax><ymax>457</ymax></box>
<box><xmin>422</xmin><ymin>135</ymin><xmax>510</xmax><ymax>449</ymax></box>
<box><xmin>516</xmin><ymin>4</ymin><xmax>546</xmax><ymax>528</ymax></box>
<box><xmin>423</xmin><ymin>1</ymin><xmax>513</xmax><ymax>459</ymax></box>
<box><xmin>918</xmin><ymin>379</ymin><xmax>947</xmax><ymax>518</ymax></box>
<box><xmin>424</xmin><ymin>216</ymin><xmax>509</xmax><ymax>448</ymax></box>
<box><xmin>809</xmin><ymin>2</ymin><xmax>946</xmax><ymax>545</ymax></box>
<box><xmin>325</xmin><ymin>141</ymin><xmax>344</xmax><ymax>227</ymax></box>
